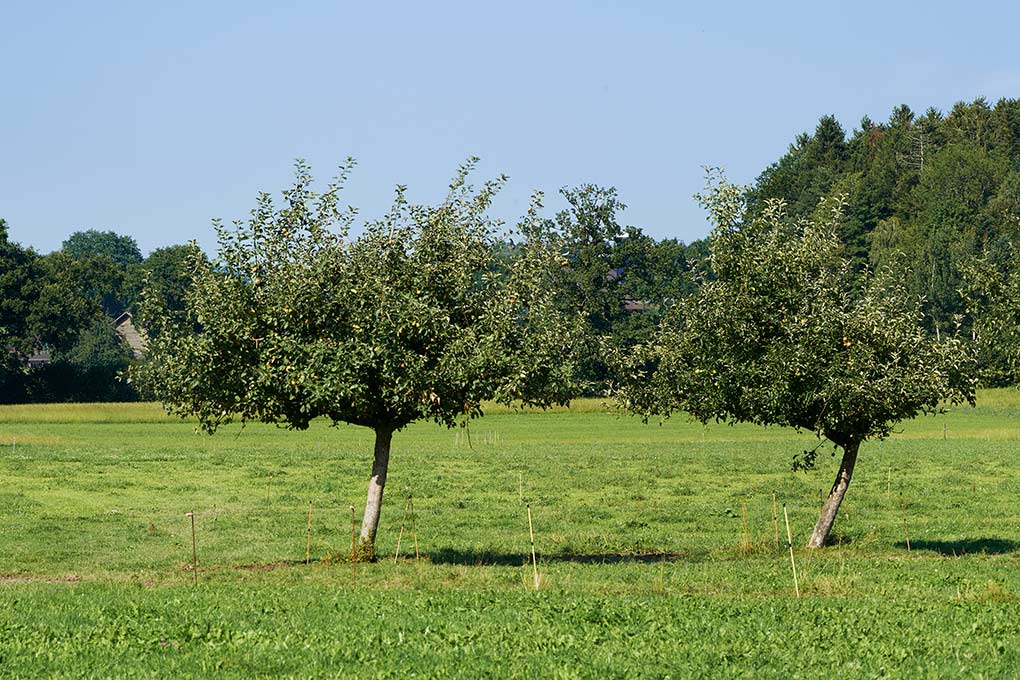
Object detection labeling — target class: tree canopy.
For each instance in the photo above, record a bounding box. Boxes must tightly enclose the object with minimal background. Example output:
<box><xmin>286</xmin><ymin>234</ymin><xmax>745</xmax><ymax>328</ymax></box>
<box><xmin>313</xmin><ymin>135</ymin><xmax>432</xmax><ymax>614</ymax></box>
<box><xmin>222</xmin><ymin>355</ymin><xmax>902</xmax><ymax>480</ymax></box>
<box><xmin>550</xmin><ymin>185</ymin><xmax>704</xmax><ymax>394</ymax></box>
<box><xmin>62</xmin><ymin>229</ymin><xmax>143</xmax><ymax>266</ymax></box>
<box><xmin>963</xmin><ymin>244</ymin><xmax>1020</xmax><ymax>386</ymax></box>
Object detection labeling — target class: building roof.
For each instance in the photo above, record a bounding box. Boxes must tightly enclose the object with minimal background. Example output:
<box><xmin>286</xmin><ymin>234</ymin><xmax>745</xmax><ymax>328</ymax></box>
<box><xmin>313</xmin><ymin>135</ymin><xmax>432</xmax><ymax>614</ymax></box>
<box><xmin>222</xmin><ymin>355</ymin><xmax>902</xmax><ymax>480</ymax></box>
<box><xmin>114</xmin><ymin>312</ymin><xmax>147</xmax><ymax>358</ymax></box>
<box><xmin>26</xmin><ymin>349</ymin><xmax>51</xmax><ymax>367</ymax></box>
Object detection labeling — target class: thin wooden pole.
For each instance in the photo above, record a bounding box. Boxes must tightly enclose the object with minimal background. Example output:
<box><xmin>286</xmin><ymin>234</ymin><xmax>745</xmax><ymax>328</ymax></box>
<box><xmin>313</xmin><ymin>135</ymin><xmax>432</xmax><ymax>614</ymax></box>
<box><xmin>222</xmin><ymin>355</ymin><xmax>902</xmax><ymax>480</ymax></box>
<box><xmin>527</xmin><ymin>504</ymin><xmax>539</xmax><ymax>590</ymax></box>
<box><xmin>783</xmin><ymin>504</ymin><xmax>800</xmax><ymax>598</ymax></box>
<box><xmin>349</xmin><ymin>505</ymin><xmax>358</xmax><ymax>586</ymax></box>
<box><xmin>394</xmin><ymin>496</ymin><xmax>411</xmax><ymax>563</ymax></box>
<box><xmin>900</xmin><ymin>495</ymin><xmax>911</xmax><ymax>554</ymax></box>
<box><xmin>409</xmin><ymin>494</ymin><xmax>420</xmax><ymax>562</ymax></box>
<box><xmin>186</xmin><ymin>511</ymin><xmax>197</xmax><ymax>585</ymax></box>
<box><xmin>305</xmin><ymin>502</ymin><xmax>313</xmax><ymax>565</ymax></box>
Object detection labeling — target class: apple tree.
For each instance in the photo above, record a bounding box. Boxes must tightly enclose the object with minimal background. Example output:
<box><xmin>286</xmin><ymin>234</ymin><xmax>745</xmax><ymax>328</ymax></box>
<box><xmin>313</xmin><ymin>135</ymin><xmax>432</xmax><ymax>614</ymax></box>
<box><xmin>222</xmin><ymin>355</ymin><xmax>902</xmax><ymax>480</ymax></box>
<box><xmin>619</xmin><ymin>171</ymin><xmax>975</xmax><ymax>548</ymax></box>
<box><xmin>136</xmin><ymin>159</ymin><xmax>577</xmax><ymax>558</ymax></box>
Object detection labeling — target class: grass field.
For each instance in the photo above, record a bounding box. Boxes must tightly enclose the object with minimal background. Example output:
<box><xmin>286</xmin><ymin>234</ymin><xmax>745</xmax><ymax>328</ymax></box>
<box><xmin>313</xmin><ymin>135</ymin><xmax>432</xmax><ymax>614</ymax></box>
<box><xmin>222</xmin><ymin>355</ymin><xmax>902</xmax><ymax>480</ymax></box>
<box><xmin>2</xmin><ymin>392</ymin><xmax>1020</xmax><ymax>677</ymax></box>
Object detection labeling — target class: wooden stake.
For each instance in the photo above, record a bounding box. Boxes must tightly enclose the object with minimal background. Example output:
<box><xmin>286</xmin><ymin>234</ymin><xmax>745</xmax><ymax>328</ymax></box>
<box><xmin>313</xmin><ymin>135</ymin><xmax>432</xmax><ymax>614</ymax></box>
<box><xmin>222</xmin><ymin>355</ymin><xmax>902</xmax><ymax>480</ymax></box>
<box><xmin>349</xmin><ymin>505</ymin><xmax>358</xmax><ymax>586</ymax></box>
<box><xmin>783</xmin><ymin>504</ymin><xmax>800</xmax><ymax>598</ymax></box>
<box><xmin>527</xmin><ymin>504</ymin><xmax>540</xmax><ymax>590</ymax></box>
<box><xmin>772</xmin><ymin>493</ymin><xmax>780</xmax><ymax>548</ymax></box>
<box><xmin>305</xmin><ymin>501</ymin><xmax>313</xmax><ymax>565</ymax></box>
<box><xmin>900</xmin><ymin>495</ymin><xmax>911</xmax><ymax>553</ymax></box>
<box><xmin>186</xmin><ymin>511</ymin><xmax>197</xmax><ymax>585</ymax></box>
<box><xmin>394</xmin><ymin>496</ymin><xmax>411</xmax><ymax>563</ymax></box>
<box><xmin>409</xmin><ymin>494</ymin><xmax>420</xmax><ymax>562</ymax></box>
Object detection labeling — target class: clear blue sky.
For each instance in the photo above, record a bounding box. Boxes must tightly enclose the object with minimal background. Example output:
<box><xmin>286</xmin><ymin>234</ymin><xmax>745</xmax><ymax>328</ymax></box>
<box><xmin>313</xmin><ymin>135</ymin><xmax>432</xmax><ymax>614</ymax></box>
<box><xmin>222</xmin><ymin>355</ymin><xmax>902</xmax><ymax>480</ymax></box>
<box><xmin>2</xmin><ymin>0</ymin><xmax>1018</xmax><ymax>256</ymax></box>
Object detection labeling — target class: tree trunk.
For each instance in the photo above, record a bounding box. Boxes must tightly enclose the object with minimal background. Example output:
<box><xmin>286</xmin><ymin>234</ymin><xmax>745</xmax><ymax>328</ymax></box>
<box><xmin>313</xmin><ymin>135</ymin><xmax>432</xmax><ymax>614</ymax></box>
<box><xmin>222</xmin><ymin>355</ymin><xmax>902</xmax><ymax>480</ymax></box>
<box><xmin>359</xmin><ymin>427</ymin><xmax>393</xmax><ymax>561</ymax></box>
<box><xmin>807</xmin><ymin>439</ymin><xmax>860</xmax><ymax>548</ymax></box>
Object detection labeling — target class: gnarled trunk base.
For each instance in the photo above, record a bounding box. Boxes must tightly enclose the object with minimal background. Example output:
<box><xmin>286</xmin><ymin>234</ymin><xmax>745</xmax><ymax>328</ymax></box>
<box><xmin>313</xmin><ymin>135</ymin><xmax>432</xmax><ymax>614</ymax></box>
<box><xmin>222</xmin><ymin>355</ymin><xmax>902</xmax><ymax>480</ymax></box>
<box><xmin>359</xmin><ymin>427</ymin><xmax>393</xmax><ymax>561</ymax></box>
<box><xmin>807</xmin><ymin>440</ymin><xmax>860</xmax><ymax>548</ymax></box>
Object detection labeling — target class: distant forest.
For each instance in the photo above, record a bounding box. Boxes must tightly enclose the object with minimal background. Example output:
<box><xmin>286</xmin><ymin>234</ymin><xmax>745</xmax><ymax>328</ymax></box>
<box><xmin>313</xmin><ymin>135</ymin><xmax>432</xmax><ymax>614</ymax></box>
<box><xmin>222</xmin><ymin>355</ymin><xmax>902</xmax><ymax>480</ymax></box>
<box><xmin>3</xmin><ymin>97</ymin><xmax>1020</xmax><ymax>402</ymax></box>
<box><xmin>750</xmin><ymin>97</ymin><xmax>1020</xmax><ymax>338</ymax></box>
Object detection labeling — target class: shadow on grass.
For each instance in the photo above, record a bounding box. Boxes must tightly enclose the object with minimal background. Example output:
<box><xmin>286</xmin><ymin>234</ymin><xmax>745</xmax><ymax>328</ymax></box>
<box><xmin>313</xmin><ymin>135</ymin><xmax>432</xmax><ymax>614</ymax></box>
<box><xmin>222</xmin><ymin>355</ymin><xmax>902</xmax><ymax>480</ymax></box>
<box><xmin>427</xmin><ymin>548</ymin><xmax>689</xmax><ymax>566</ymax></box>
<box><xmin>824</xmin><ymin>532</ymin><xmax>857</xmax><ymax>547</ymax></box>
<box><xmin>897</xmin><ymin>538</ymin><xmax>1020</xmax><ymax>555</ymax></box>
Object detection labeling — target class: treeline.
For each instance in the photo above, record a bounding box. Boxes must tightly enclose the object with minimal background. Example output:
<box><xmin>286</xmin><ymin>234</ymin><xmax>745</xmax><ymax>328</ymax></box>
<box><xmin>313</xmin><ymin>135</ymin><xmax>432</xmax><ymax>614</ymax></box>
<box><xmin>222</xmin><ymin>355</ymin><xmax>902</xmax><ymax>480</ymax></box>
<box><xmin>0</xmin><ymin>226</ymin><xmax>199</xmax><ymax>402</ymax></box>
<box><xmin>5</xmin><ymin>96</ymin><xmax>1020</xmax><ymax>401</ymax></box>
<box><xmin>749</xmin><ymin>98</ymin><xmax>1020</xmax><ymax>362</ymax></box>
<box><xmin>0</xmin><ymin>203</ymin><xmax>705</xmax><ymax>403</ymax></box>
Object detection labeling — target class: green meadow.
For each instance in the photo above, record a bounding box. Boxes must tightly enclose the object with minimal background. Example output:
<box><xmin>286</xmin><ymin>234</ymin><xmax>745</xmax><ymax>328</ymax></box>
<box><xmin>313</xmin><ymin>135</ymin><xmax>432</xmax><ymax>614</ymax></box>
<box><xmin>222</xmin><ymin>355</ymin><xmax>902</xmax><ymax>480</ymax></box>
<box><xmin>2</xmin><ymin>392</ymin><xmax>1020</xmax><ymax>678</ymax></box>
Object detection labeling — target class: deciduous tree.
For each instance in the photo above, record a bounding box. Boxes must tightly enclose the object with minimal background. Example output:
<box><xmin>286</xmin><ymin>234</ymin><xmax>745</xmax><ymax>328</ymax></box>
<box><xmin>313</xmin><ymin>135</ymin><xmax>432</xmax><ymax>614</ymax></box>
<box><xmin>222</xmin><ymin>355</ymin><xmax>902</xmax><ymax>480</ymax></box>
<box><xmin>0</xmin><ymin>219</ymin><xmax>39</xmax><ymax>398</ymax></box>
<box><xmin>129</xmin><ymin>244</ymin><xmax>210</xmax><ymax>336</ymax></box>
<box><xmin>620</xmin><ymin>172</ymin><xmax>975</xmax><ymax>548</ymax></box>
<box><xmin>62</xmin><ymin>229</ymin><xmax>143</xmax><ymax>267</ymax></box>
<box><xmin>136</xmin><ymin>160</ymin><xmax>577</xmax><ymax>558</ymax></box>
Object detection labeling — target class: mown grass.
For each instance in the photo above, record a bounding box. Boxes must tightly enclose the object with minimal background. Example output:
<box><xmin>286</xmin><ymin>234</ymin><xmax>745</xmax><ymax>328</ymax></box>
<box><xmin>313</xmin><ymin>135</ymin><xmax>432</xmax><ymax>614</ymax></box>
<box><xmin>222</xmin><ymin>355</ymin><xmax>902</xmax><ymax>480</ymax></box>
<box><xmin>0</xmin><ymin>398</ymin><xmax>613</xmax><ymax>425</ymax></box>
<box><xmin>5</xmin><ymin>587</ymin><xmax>1019</xmax><ymax>679</ymax></box>
<box><xmin>2</xmin><ymin>391</ymin><xmax>1020</xmax><ymax>677</ymax></box>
